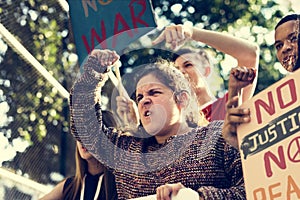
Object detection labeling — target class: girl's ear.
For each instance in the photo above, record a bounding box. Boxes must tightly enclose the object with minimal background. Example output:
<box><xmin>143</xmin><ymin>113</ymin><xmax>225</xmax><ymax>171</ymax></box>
<box><xmin>174</xmin><ymin>91</ymin><xmax>189</xmax><ymax>108</ymax></box>
<box><xmin>204</xmin><ymin>66</ymin><xmax>211</xmax><ymax>77</ymax></box>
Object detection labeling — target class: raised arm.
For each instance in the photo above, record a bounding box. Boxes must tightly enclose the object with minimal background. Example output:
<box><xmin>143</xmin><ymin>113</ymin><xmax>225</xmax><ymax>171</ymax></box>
<box><xmin>69</xmin><ymin>49</ymin><xmax>120</xmax><ymax>157</ymax></box>
<box><xmin>192</xmin><ymin>26</ymin><xmax>259</xmax><ymax>102</ymax></box>
<box><xmin>153</xmin><ymin>24</ymin><xmax>260</xmax><ymax>101</ymax></box>
<box><xmin>222</xmin><ymin>66</ymin><xmax>255</xmax><ymax>149</ymax></box>
<box><xmin>191</xmin><ymin>27</ymin><xmax>259</xmax><ymax>69</ymax></box>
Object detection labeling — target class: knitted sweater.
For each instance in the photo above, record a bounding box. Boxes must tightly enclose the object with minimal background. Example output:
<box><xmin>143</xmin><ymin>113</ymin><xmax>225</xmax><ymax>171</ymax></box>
<box><xmin>70</xmin><ymin>56</ymin><xmax>246</xmax><ymax>200</ymax></box>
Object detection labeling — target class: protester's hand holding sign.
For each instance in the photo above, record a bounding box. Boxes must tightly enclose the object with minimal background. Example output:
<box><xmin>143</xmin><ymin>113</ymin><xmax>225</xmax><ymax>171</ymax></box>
<box><xmin>116</xmin><ymin>96</ymin><xmax>140</xmax><ymax>131</ymax></box>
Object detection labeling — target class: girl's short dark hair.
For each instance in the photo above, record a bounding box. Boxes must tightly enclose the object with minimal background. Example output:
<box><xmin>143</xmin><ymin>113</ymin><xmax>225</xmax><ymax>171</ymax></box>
<box><xmin>275</xmin><ymin>14</ymin><xmax>300</xmax><ymax>30</ymax></box>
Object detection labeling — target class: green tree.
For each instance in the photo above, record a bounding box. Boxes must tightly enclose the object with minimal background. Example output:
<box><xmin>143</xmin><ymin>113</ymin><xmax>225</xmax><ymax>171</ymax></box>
<box><xmin>0</xmin><ymin>0</ymin><xmax>77</xmax><ymax>185</ymax></box>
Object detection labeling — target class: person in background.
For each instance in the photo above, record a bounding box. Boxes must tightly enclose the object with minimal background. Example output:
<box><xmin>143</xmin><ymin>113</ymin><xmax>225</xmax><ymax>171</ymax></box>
<box><xmin>39</xmin><ymin>110</ymin><xmax>118</xmax><ymax>200</ymax></box>
<box><xmin>222</xmin><ymin>13</ymin><xmax>300</xmax><ymax>149</ymax></box>
<box><xmin>153</xmin><ymin>24</ymin><xmax>259</xmax><ymax>122</ymax></box>
<box><xmin>69</xmin><ymin>49</ymin><xmax>249</xmax><ymax>199</ymax></box>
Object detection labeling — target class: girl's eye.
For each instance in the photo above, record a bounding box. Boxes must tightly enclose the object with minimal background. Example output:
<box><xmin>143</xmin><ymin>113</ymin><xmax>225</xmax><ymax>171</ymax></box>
<box><xmin>290</xmin><ymin>35</ymin><xmax>298</xmax><ymax>43</ymax></box>
<box><xmin>136</xmin><ymin>96</ymin><xmax>142</xmax><ymax>103</ymax></box>
<box><xmin>149</xmin><ymin>90</ymin><xmax>161</xmax><ymax>96</ymax></box>
<box><xmin>135</xmin><ymin>90</ymin><xmax>162</xmax><ymax>103</ymax></box>
<box><xmin>275</xmin><ymin>43</ymin><xmax>282</xmax><ymax>50</ymax></box>
<box><xmin>184</xmin><ymin>63</ymin><xmax>193</xmax><ymax>68</ymax></box>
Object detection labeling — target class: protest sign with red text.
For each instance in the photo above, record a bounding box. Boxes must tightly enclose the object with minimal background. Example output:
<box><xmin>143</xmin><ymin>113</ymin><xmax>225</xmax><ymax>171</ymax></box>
<box><xmin>237</xmin><ymin>69</ymin><xmax>300</xmax><ymax>200</ymax></box>
<box><xmin>68</xmin><ymin>0</ymin><xmax>156</xmax><ymax>66</ymax></box>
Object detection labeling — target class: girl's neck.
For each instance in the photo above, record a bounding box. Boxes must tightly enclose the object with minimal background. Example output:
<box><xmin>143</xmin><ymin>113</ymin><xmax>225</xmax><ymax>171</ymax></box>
<box><xmin>155</xmin><ymin>122</ymin><xmax>192</xmax><ymax>144</ymax></box>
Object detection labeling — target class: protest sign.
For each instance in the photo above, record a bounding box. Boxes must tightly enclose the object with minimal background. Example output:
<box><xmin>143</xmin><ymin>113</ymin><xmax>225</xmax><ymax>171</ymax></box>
<box><xmin>237</xmin><ymin>69</ymin><xmax>300</xmax><ymax>200</ymax></box>
<box><xmin>68</xmin><ymin>0</ymin><xmax>157</xmax><ymax>66</ymax></box>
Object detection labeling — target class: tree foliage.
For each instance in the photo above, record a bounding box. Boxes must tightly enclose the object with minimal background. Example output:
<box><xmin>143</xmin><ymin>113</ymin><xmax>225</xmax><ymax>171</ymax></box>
<box><xmin>0</xmin><ymin>0</ymin><xmax>77</xmax><ymax>184</ymax></box>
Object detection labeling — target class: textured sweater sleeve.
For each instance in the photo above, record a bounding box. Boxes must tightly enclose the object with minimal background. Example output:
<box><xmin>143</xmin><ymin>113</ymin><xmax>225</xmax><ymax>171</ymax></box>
<box><xmin>69</xmin><ymin>56</ymin><xmax>132</xmax><ymax>162</ymax></box>
<box><xmin>69</xmin><ymin>55</ymin><xmax>107</xmax><ymax>146</ymax></box>
<box><xmin>197</xmin><ymin>121</ymin><xmax>246</xmax><ymax>199</ymax></box>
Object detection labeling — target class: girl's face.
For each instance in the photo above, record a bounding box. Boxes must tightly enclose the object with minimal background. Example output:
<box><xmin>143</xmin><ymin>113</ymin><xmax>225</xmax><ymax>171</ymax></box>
<box><xmin>136</xmin><ymin>74</ymin><xmax>182</xmax><ymax>137</ymax></box>
<box><xmin>174</xmin><ymin>53</ymin><xmax>209</xmax><ymax>90</ymax></box>
<box><xmin>275</xmin><ymin>20</ymin><xmax>299</xmax><ymax>72</ymax></box>
<box><xmin>77</xmin><ymin>141</ymin><xmax>93</xmax><ymax>160</ymax></box>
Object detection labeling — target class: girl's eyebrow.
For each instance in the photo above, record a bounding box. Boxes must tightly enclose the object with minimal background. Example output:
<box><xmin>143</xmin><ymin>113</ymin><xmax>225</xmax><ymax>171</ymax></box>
<box><xmin>136</xmin><ymin>87</ymin><xmax>162</xmax><ymax>94</ymax></box>
<box><xmin>274</xmin><ymin>40</ymin><xmax>280</xmax><ymax>46</ymax></box>
<box><xmin>149</xmin><ymin>87</ymin><xmax>163</xmax><ymax>91</ymax></box>
<box><xmin>287</xmin><ymin>31</ymin><xmax>297</xmax><ymax>39</ymax></box>
<box><xmin>135</xmin><ymin>87</ymin><xmax>164</xmax><ymax>101</ymax></box>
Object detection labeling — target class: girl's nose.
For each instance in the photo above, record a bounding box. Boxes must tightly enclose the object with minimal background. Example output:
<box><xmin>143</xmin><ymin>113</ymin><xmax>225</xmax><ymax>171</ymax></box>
<box><xmin>140</xmin><ymin>96</ymin><xmax>151</xmax><ymax>107</ymax></box>
<box><xmin>282</xmin><ymin>41</ymin><xmax>294</xmax><ymax>54</ymax></box>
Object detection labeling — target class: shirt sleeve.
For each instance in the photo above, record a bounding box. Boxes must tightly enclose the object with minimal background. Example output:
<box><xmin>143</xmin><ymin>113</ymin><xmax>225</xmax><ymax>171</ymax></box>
<box><xmin>202</xmin><ymin>92</ymin><xmax>228</xmax><ymax>122</ymax></box>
